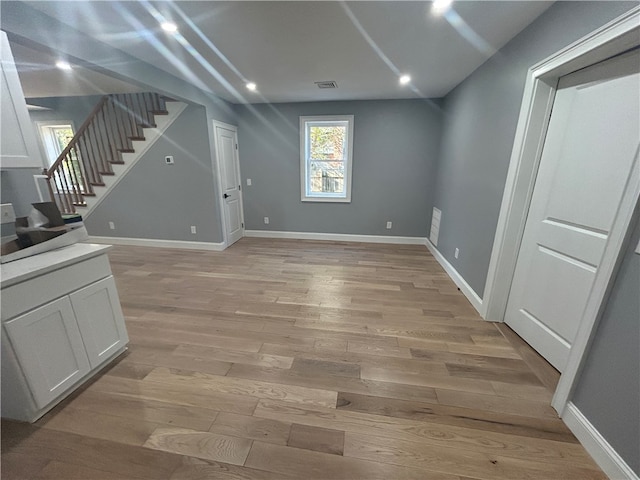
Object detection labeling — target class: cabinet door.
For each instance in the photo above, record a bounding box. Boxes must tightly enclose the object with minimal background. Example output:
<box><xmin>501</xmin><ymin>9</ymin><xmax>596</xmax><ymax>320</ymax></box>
<box><xmin>70</xmin><ymin>276</ymin><xmax>128</xmax><ymax>369</ymax></box>
<box><xmin>4</xmin><ymin>296</ymin><xmax>91</xmax><ymax>409</ymax></box>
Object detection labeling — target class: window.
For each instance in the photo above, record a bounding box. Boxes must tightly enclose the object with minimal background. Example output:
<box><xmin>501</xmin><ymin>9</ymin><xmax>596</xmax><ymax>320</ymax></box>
<box><xmin>37</xmin><ymin>122</ymin><xmax>75</xmax><ymax>167</ymax></box>
<box><xmin>37</xmin><ymin>121</ymin><xmax>84</xmax><ymax>192</ymax></box>
<box><xmin>300</xmin><ymin>115</ymin><xmax>354</xmax><ymax>202</ymax></box>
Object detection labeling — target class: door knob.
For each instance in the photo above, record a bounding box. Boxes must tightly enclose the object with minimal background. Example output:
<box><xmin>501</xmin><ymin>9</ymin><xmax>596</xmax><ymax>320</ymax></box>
<box><xmin>223</xmin><ymin>193</ymin><xmax>230</xmax><ymax>199</ymax></box>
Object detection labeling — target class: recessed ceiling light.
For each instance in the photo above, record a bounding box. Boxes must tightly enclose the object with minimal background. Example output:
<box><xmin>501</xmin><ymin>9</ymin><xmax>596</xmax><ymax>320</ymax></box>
<box><xmin>399</xmin><ymin>75</ymin><xmax>411</xmax><ymax>85</ymax></box>
<box><xmin>432</xmin><ymin>0</ymin><xmax>453</xmax><ymax>14</ymax></box>
<box><xmin>161</xmin><ymin>22</ymin><xmax>178</xmax><ymax>33</ymax></box>
<box><xmin>55</xmin><ymin>60</ymin><xmax>72</xmax><ymax>71</ymax></box>
<box><xmin>246</xmin><ymin>82</ymin><xmax>257</xmax><ymax>91</ymax></box>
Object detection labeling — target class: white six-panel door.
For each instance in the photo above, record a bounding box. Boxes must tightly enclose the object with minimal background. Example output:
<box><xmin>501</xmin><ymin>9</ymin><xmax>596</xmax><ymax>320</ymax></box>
<box><xmin>215</xmin><ymin>124</ymin><xmax>244</xmax><ymax>246</ymax></box>
<box><xmin>505</xmin><ymin>50</ymin><xmax>640</xmax><ymax>371</ymax></box>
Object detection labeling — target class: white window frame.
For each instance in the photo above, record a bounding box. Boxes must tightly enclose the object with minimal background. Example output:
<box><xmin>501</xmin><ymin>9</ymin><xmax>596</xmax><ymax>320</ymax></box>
<box><xmin>300</xmin><ymin>115</ymin><xmax>354</xmax><ymax>203</ymax></box>
<box><xmin>36</xmin><ymin>120</ymin><xmax>76</xmax><ymax>167</ymax></box>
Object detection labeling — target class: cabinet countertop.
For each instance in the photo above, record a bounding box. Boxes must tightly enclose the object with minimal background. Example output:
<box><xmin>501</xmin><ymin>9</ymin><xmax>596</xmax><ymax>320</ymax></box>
<box><xmin>1</xmin><ymin>243</ymin><xmax>112</xmax><ymax>289</ymax></box>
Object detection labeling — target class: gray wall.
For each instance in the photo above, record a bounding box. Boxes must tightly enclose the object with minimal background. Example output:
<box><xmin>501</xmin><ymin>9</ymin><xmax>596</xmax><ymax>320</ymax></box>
<box><xmin>28</xmin><ymin>95</ymin><xmax>103</xmax><ymax>131</ymax></box>
<box><xmin>236</xmin><ymin>99</ymin><xmax>442</xmax><ymax>236</ymax></box>
<box><xmin>85</xmin><ymin>104</ymin><xmax>222</xmax><ymax>243</ymax></box>
<box><xmin>573</xmin><ymin>214</ymin><xmax>640</xmax><ymax>476</ymax></box>
<box><xmin>0</xmin><ymin>168</ymin><xmax>42</xmax><ymax>217</ymax></box>
<box><xmin>432</xmin><ymin>1</ymin><xmax>637</xmax><ymax>296</ymax></box>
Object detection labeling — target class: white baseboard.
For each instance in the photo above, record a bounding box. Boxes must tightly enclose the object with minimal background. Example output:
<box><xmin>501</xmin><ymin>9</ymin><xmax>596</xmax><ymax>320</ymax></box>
<box><xmin>563</xmin><ymin>402</ymin><xmax>638</xmax><ymax>480</ymax></box>
<box><xmin>244</xmin><ymin>230</ymin><xmax>427</xmax><ymax>245</ymax></box>
<box><xmin>424</xmin><ymin>239</ymin><xmax>484</xmax><ymax>315</ymax></box>
<box><xmin>87</xmin><ymin>235</ymin><xmax>226</xmax><ymax>251</ymax></box>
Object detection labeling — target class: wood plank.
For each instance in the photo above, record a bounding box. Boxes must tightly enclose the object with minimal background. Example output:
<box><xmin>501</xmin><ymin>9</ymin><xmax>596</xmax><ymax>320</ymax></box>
<box><xmin>344</xmin><ymin>432</ymin><xmax>605</xmax><ymax>480</ymax></box>
<box><xmin>336</xmin><ymin>392</ymin><xmax>574</xmax><ymax>441</ymax></box>
<box><xmin>5</xmin><ymin>427</ymin><xmax>182</xmax><ymax>480</ymax></box>
<box><xmin>86</xmin><ymin>374</ymin><xmax>259</xmax><ymax>415</ymax></box>
<box><xmin>245</xmin><ymin>441</ymin><xmax>458</xmax><ymax>480</ymax></box>
<box><xmin>436</xmin><ymin>389</ymin><xmax>558</xmax><ymax>419</ymax></box>
<box><xmin>144</xmin><ymin>367</ymin><xmax>338</xmax><ymax>409</ymax></box>
<box><xmin>288</xmin><ymin>423</ymin><xmax>344</xmax><ymax>455</ymax></box>
<box><xmin>144</xmin><ymin>427</ymin><xmax>253</xmax><ymax>466</ymax></box>
<box><xmin>227</xmin><ymin>363</ymin><xmax>439</xmax><ymax>404</ymax></box>
<box><xmin>34</xmin><ymin>460</ymin><xmax>145</xmax><ymax>480</ymax></box>
<box><xmin>209</xmin><ymin>412</ymin><xmax>291</xmax><ymax>445</ymax></box>
<box><xmin>169</xmin><ymin>456</ymin><xmax>296</xmax><ymax>480</ymax></box>
<box><xmin>62</xmin><ymin>388</ymin><xmax>219</xmax><ymax>431</ymax></box>
<box><xmin>291</xmin><ymin>357</ymin><xmax>361</xmax><ymax>378</ymax></box>
<box><xmin>257</xmin><ymin>398</ymin><xmax>586</xmax><ymax>460</ymax></box>
<box><xmin>173</xmin><ymin>344</ymin><xmax>294</xmax><ymax>369</ymax></box>
<box><xmin>123</xmin><ymin>344</ymin><xmax>233</xmax><ymax>376</ymax></box>
<box><xmin>38</xmin><ymin>406</ymin><xmax>161</xmax><ymax>446</ymax></box>
<box><xmin>445</xmin><ymin>363</ymin><xmax>543</xmax><ymax>386</ymax></box>
<box><xmin>360</xmin><ymin>366</ymin><xmax>496</xmax><ymax>395</ymax></box>
<box><xmin>0</xmin><ymin>452</ymin><xmax>50</xmax><ymax>480</ymax></box>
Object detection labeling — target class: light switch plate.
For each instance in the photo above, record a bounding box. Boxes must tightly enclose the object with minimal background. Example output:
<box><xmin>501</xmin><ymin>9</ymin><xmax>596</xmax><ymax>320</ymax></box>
<box><xmin>165</xmin><ymin>155</ymin><xmax>174</xmax><ymax>165</ymax></box>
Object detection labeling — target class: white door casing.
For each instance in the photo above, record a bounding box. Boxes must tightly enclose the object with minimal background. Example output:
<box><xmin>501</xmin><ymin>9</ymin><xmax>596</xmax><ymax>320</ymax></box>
<box><xmin>213</xmin><ymin>121</ymin><xmax>244</xmax><ymax>247</ymax></box>
<box><xmin>480</xmin><ymin>7</ymin><xmax>639</xmax><ymax>416</ymax></box>
<box><xmin>504</xmin><ymin>50</ymin><xmax>640</xmax><ymax>372</ymax></box>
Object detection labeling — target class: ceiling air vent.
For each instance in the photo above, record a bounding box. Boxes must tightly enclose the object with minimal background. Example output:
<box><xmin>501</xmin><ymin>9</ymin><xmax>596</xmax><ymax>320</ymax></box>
<box><xmin>315</xmin><ymin>81</ymin><xmax>338</xmax><ymax>89</ymax></box>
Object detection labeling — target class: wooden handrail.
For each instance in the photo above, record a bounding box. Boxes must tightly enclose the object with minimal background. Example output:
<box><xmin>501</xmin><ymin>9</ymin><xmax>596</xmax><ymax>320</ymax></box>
<box><xmin>46</xmin><ymin>95</ymin><xmax>109</xmax><ymax>176</ymax></box>
<box><xmin>46</xmin><ymin>92</ymin><xmax>166</xmax><ymax>213</ymax></box>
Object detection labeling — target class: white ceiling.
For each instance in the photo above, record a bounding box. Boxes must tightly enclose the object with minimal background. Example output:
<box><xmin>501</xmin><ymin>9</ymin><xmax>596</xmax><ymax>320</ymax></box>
<box><xmin>23</xmin><ymin>1</ymin><xmax>553</xmax><ymax>103</ymax></box>
<box><xmin>10</xmin><ymin>42</ymin><xmax>147</xmax><ymax>99</ymax></box>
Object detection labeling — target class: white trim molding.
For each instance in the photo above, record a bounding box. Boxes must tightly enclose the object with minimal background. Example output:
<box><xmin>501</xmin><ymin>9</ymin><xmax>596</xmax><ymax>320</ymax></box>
<box><xmin>476</xmin><ymin>5</ymin><xmax>639</xmax><ymax>417</ymax></box>
<box><xmin>245</xmin><ymin>229</ymin><xmax>427</xmax><ymax>245</ymax></box>
<box><xmin>87</xmin><ymin>236</ymin><xmax>225</xmax><ymax>251</ymax></box>
<box><xmin>562</xmin><ymin>403</ymin><xmax>639</xmax><ymax>480</ymax></box>
<box><xmin>424</xmin><ymin>240</ymin><xmax>483</xmax><ymax>314</ymax></box>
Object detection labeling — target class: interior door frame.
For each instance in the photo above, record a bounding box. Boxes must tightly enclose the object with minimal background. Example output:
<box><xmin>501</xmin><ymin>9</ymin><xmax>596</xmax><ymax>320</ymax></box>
<box><xmin>481</xmin><ymin>6</ymin><xmax>640</xmax><ymax>413</ymax></box>
<box><xmin>212</xmin><ymin>120</ymin><xmax>245</xmax><ymax>249</ymax></box>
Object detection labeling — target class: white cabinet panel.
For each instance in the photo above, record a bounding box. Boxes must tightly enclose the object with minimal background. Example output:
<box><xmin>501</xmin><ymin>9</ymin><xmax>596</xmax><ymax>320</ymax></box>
<box><xmin>70</xmin><ymin>276</ymin><xmax>128</xmax><ymax>369</ymax></box>
<box><xmin>4</xmin><ymin>296</ymin><xmax>90</xmax><ymax>408</ymax></box>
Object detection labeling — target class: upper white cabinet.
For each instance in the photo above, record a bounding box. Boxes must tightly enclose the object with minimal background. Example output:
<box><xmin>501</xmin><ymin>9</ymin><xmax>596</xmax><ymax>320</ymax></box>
<box><xmin>0</xmin><ymin>31</ymin><xmax>45</xmax><ymax>169</ymax></box>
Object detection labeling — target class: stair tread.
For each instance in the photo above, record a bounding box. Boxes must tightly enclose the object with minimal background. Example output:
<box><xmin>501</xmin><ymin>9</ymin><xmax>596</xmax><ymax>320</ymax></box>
<box><xmin>129</xmin><ymin>136</ymin><xmax>145</xmax><ymax>141</ymax></box>
<box><xmin>109</xmin><ymin>161</ymin><xmax>125</xmax><ymax>165</ymax></box>
<box><xmin>99</xmin><ymin>171</ymin><xmax>115</xmax><ymax>176</ymax></box>
<box><xmin>118</xmin><ymin>149</ymin><xmax>135</xmax><ymax>153</ymax></box>
<box><xmin>149</xmin><ymin>110</ymin><xmax>169</xmax><ymax>115</ymax></box>
<box><xmin>89</xmin><ymin>183</ymin><xmax>105</xmax><ymax>187</ymax></box>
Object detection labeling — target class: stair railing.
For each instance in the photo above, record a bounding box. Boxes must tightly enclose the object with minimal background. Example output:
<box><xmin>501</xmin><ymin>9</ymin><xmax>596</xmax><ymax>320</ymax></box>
<box><xmin>45</xmin><ymin>92</ymin><xmax>166</xmax><ymax>214</ymax></box>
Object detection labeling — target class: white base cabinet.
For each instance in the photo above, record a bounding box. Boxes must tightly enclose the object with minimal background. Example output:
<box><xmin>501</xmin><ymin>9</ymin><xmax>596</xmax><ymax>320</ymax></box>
<box><xmin>1</xmin><ymin>244</ymin><xmax>128</xmax><ymax>422</ymax></box>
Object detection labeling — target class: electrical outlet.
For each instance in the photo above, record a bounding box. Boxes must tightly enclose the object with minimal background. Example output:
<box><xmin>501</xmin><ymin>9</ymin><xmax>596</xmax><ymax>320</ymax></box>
<box><xmin>164</xmin><ymin>155</ymin><xmax>174</xmax><ymax>165</ymax></box>
<box><xmin>190</xmin><ymin>225</ymin><xmax>197</xmax><ymax>234</ymax></box>
<box><xmin>247</xmin><ymin>178</ymin><xmax>252</xmax><ymax>186</ymax></box>
<box><xmin>454</xmin><ymin>248</ymin><xmax>459</xmax><ymax>259</ymax></box>
<box><xmin>264</xmin><ymin>217</ymin><xmax>270</xmax><ymax>224</ymax></box>
<box><xmin>108</xmin><ymin>221</ymin><xmax>115</xmax><ymax>230</ymax></box>
<box><xmin>386</xmin><ymin>221</ymin><xmax>392</xmax><ymax>230</ymax></box>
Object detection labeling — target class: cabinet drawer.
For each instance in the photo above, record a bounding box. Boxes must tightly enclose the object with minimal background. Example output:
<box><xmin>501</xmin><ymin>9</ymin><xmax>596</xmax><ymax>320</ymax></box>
<box><xmin>2</xmin><ymin>255</ymin><xmax>112</xmax><ymax>322</ymax></box>
<box><xmin>4</xmin><ymin>296</ymin><xmax>91</xmax><ymax>408</ymax></box>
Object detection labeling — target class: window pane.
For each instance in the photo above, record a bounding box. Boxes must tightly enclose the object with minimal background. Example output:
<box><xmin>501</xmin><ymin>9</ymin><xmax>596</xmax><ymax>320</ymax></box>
<box><xmin>309</xmin><ymin>160</ymin><xmax>344</xmax><ymax>194</ymax></box>
<box><xmin>308</xmin><ymin>124</ymin><xmax>346</xmax><ymax>161</ymax></box>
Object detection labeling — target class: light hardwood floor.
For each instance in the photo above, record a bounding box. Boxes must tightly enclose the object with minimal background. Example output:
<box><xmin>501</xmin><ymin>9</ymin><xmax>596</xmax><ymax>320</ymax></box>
<box><xmin>1</xmin><ymin>238</ymin><xmax>605</xmax><ymax>479</ymax></box>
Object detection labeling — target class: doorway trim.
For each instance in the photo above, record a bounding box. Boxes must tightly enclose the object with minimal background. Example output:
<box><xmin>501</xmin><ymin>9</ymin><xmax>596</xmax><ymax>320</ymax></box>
<box><xmin>481</xmin><ymin>6</ymin><xmax>640</xmax><ymax>413</ymax></box>
<box><xmin>212</xmin><ymin>120</ymin><xmax>244</xmax><ymax>249</ymax></box>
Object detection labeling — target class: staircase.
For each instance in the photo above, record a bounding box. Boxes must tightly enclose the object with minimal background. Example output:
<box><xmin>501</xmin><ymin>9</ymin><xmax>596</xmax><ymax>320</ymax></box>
<box><xmin>45</xmin><ymin>92</ymin><xmax>186</xmax><ymax>216</ymax></box>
